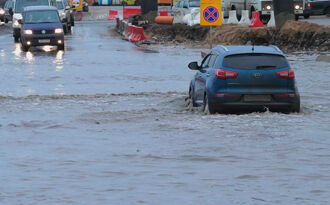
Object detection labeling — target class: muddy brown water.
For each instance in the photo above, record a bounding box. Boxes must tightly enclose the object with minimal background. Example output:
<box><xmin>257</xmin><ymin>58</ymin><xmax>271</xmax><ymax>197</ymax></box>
<box><xmin>0</xmin><ymin>21</ymin><xmax>329</xmax><ymax>204</ymax></box>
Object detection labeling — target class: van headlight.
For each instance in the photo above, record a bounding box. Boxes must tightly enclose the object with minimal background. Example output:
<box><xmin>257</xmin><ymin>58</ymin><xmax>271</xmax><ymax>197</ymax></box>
<box><xmin>60</xmin><ymin>12</ymin><xmax>66</xmax><ymax>17</ymax></box>
<box><xmin>55</xmin><ymin>28</ymin><xmax>63</xmax><ymax>33</ymax></box>
<box><xmin>24</xmin><ymin>29</ymin><xmax>33</xmax><ymax>35</ymax></box>
<box><xmin>0</xmin><ymin>8</ymin><xmax>5</xmax><ymax>15</ymax></box>
<box><xmin>295</xmin><ymin>5</ymin><xmax>300</xmax><ymax>10</ymax></box>
<box><xmin>266</xmin><ymin>5</ymin><xmax>271</xmax><ymax>10</ymax></box>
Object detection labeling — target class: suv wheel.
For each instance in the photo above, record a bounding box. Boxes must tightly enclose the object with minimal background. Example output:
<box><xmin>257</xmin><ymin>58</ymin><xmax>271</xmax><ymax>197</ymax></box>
<box><xmin>58</xmin><ymin>43</ymin><xmax>65</xmax><ymax>50</ymax></box>
<box><xmin>203</xmin><ymin>94</ymin><xmax>216</xmax><ymax>114</ymax></box>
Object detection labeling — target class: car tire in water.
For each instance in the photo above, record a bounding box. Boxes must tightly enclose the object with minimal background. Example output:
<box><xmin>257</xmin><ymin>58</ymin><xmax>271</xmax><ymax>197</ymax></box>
<box><xmin>304</xmin><ymin>14</ymin><xmax>310</xmax><ymax>19</ymax></box>
<box><xmin>58</xmin><ymin>44</ymin><xmax>65</xmax><ymax>51</ymax></box>
<box><xmin>21</xmin><ymin>44</ymin><xmax>29</xmax><ymax>52</ymax></box>
<box><xmin>189</xmin><ymin>87</ymin><xmax>197</xmax><ymax>107</ymax></box>
<box><xmin>203</xmin><ymin>94</ymin><xmax>216</xmax><ymax>114</ymax></box>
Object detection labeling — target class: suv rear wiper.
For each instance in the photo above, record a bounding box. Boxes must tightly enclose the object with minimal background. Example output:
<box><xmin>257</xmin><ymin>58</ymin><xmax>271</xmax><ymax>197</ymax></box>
<box><xmin>256</xmin><ymin>65</ymin><xmax>277</xmax><ymax>69</ymax></box>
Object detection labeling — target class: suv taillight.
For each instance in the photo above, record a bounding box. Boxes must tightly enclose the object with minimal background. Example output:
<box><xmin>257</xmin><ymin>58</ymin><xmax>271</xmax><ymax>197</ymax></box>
<box><xmin>307</xmin><ymin>3</ymin><xmax>311</xmax><ymax>7</ymax></box>
<box><xmin>215</xmin><ymin>69</ymin><xmax>238</xmax><ymax>79</ymax></box>
<box><xmin>276</xmin><ymin>68</ymin><xmax>295</xmax><ymax>79</ymax></box>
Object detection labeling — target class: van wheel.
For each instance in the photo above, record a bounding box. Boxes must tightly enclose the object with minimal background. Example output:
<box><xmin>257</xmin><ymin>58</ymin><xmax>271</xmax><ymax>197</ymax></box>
<box><xmin>203</xmin><ymin>94</ymin><xmax>216</xmax><ymax>114</ymax></box>
<box><xmin>295</xmin><ymin>15</ymin><xmax>299</xmax><ymax>21</ymax></box>
<box><xmin>5</xmin><ymin>18</ymin><xmax>8</xmax><ymax>23</ymax></box>
<box><xmin>21</xmin><ymin>44</ymin><xmax>29</xmax><ymax>52</ymax></box>
<box><xmin>58</xmin><ymin>44</ymin><xmax>65</xmax><ymax>50</ymax></box>
<box><xmin>304</xmin><ymin>14</ymin><xmax>310</xmax><ymax>19</ymax></box>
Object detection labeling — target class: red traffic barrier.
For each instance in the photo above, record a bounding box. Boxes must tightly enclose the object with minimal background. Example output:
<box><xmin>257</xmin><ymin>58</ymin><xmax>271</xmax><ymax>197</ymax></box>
<box><xmin>159</xmin><ymin>11</ymin><xmax>168</xmax><ymax>16</ymax></box>
<box><xmin>125</xmin><ymin>24</ymin><xmax>133</xmax><ymax>41</ymax></box>
<box><xmin>249</xmin><ymin>11</ymin><xmax>264</xmax><ymax>27</ymax></box>
<box><xmin>130</xmin><ymin>26</ymin><xmax>147</xmax><ymax>43</ymax></box>
<box><xmin>123</xmin><ymin>8</ymin><xmax>141</xmax><ymax>19</ymax></box>
<box><xmin>108</xmin><ymin>9</ymin><xmax>118</xmax><ymax>20</ymax></box>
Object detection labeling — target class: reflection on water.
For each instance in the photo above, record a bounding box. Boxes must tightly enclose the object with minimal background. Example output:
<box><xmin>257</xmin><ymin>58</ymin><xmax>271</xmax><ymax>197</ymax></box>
<box><xmin>13</xmin><ymin>43</ymin><xmax>22</xmax><ymax>58</ymax></box>
<box><xmin>25</xmin><ymin>51</ymin><xmax>34</xmax><ymax>62</ymax></box>
<box><xmin>42</xmin><ymin>46</ymin><xmax>55</xmax><ymax>52</ymax></box>
<box><xmin>55</xmin><ymin>50</ymin><xmax>64</xmax><ymax>71</ymax></box>
<box><xmin>0</xmin><ymin>49</ymin><xmax>4</xmax><ymax>57</ymax></box>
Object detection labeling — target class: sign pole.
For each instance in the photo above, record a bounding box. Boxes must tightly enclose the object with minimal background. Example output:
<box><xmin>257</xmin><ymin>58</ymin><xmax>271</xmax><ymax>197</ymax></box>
<box><xmin>210</xmin><ymin>26</ymin><xmax>212</xmax><ymax>49</ymax></box>
<box><xmin>200</xmin><ymin>0</ymin><xmax>222</xmax><ymax>50</ymax></box>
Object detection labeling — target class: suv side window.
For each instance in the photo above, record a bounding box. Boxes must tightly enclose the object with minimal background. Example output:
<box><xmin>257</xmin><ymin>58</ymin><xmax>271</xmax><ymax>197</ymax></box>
<box><xmin>208</xmin><ymin>54</ymin><xmax>217</xmax><ymax>68</ymax></box>
<box><xmin>201</xmin><ymin>54</ymin><xmax>211</xmax><ymax>68</ymax></box>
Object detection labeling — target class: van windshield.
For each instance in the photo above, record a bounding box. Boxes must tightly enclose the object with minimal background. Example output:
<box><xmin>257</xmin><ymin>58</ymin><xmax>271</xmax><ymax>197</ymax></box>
<box><xmin>56</xmin><ymin>1</ymin><xmax>63</xmax><ymax>9</ymax></box>
<box><xmin>15</xmin><ymin>0</ymin><xmax>49</xmax><ymax>13</ymax></box>
<box><xmin>24</xmin><ymin>10</ymin><xmax>60</xmax><ymax>23</ymax></box>
<box><xmin>222</xmin><ymin>53</ymin><xmax>289</xmax><ymax>70</ymax></box>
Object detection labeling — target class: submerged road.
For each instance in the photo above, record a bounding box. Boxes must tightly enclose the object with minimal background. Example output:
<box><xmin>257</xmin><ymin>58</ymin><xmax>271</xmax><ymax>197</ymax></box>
<box><xmin>0</xmin><ymin>21</ymin><xmax>330</xmax><ymax>204</ymax></box>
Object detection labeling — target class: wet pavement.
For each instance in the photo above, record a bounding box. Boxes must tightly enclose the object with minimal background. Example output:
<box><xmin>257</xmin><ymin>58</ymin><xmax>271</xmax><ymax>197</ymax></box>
<box><xmin>0</xmin><ymin>21</ymin><xmax>330</xmax><ymax>204</ymax></box>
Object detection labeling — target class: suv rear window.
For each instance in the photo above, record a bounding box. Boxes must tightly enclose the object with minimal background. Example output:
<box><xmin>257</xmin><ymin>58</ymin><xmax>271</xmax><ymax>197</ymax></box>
<box><xmin>223</xmin><ymin>53</ymin><xmax>289</xmax><ymax>70</ymax></box>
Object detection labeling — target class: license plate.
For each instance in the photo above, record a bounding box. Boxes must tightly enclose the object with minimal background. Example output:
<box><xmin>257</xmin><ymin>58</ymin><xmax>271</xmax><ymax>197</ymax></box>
<box><xmin>261</xmin><ymin>11</ymin><xmax>271</xmax><ymax>15</ymax></box>
<box><xmin>244</xmin><ymin>95</ymin><xmax>271</xmax><ymax>102</ymax></box>
<box><xmin>295</xmin><ymin>10</ymin><xmax>303</xmax><ymax>14</ymax></box>
<box><xmin>38</xmin><ymin>39</ymin><xmax>50</xmax><ymax>43</ymax></box>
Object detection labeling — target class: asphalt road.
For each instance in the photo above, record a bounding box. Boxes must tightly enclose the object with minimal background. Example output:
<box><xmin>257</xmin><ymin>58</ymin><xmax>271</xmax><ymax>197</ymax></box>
<box><xmin>301</xmin><ymin>15</ymin><xmax>330</xmax><ymax>26</ymax></box>
<box><xmin>0</xmin><ymin>21</ymin><xmax>330</xmax><ymax>204</ymax></box>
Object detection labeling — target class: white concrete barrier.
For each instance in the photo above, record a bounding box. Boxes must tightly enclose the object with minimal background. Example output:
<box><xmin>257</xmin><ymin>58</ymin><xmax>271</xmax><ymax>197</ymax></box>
<box><xmin>227</xmin><ymin>10</ymin><xmax>239</xmax><ymax>24</ymax></box>
<box><xmin>238</xmin><ymin>10</ymin><xmax>250</xmax><ymax>26</ymax></box>
<box><xmin>173</xmin><ymin>10</ymin><xmax>184</xmax><ymax>24</ymax></box>
<box><xmin>188</xmin><ymin>8</ymin><xmax>200</xmax><ymax>26</ymax></box>
<box><xmin>267</xmin><ymin>11</ymin><xmax>276</xmax><ymax>27</ymax></box>
<box><xmin>182</xmin><ymin>13</ymin><xmax>191</xmax><ymax>24</ymax></box>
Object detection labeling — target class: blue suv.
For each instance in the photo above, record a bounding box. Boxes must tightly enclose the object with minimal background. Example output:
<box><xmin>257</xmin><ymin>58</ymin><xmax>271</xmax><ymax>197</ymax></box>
<box><xmin>20</xmin><ymin>6</ymin><xmax>65</xmax><ymax>51</ymax></box>
<box><xmin>188</xmin><ymin>45</ymin><xmax>300</xmax><ymax>114</ymax></box>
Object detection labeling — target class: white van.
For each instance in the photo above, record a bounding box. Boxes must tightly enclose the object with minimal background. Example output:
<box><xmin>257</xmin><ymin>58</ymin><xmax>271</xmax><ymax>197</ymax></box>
<box><xmin>12</xmin><ymin>0</ymin><xmax>57</xmax><ymax>42</ymax></box>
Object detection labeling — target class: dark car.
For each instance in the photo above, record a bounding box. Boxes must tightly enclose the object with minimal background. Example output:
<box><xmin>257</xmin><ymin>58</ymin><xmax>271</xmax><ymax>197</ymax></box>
<box><xmin>20</xmin><ymin>6</ymin><xmax>65</xmax><ymax>51</ymax></box>
<box><xmin>188</xmin><ymin>45</ymin><xmax>300</xmax><ymax>114</ymax></box>
<box><xmin>308</xmin><ymin>0</ymin><xmax>330</xmax><ymax>15</ymax></box>
<box><xmin>3</xmin><ymin>0</ymin><xmax>13</xmax><ymax>23</ymax></box>
<box><xmin>56</xmin><ymin>0</ymin><xmax>73</xmax><ymax>33</ymax></box>
<box><xmin>82</xmin><ymin>0</ymin><xmax>88</xmax><ymax>12</ymax></box>
<box><xmin>0</xmin><ymin>0</ymin><xmax>6</xmax><ymax>22</ymax></box>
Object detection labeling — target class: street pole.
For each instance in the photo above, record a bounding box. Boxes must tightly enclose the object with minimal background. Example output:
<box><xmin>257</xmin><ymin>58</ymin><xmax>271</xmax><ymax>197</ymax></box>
<box><xmin>273</xmin><ymin>0</ymin><xmax>294</xmax><ymax>28</ymax></box>
<box><xmin>210</xmin><ymin>26</ymin><xmax>212</xmax><ymax>49</ymax></box>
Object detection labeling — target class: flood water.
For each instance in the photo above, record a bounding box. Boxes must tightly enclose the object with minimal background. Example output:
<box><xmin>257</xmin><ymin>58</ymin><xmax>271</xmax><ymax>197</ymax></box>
<box><xmin>0</xmin><ymin>21</ymin><xmax>329</xmax><ymax>204</ymax></box>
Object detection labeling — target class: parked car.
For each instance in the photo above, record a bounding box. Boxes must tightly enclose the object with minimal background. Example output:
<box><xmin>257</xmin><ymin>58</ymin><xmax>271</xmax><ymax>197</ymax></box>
<box><xmin>12</xmin><ymin>0</ymin><xmax>57</xmax><ymax>42</ymax></box>
<box><xmin>172</xmin><ymin>0</ymin><xmax>200</xmax><ymax>15</ymax></box>
<box><xmin>308</xmin><ymin>0</ymin><xmax>330</xmax><ymax>15</ymax></box>
<box><xmin>188</xmin><ymin>45</ymin><xmax>300</xmax><ymax>114</ymax></box>
<box><xmin>82</xmin><ymin>0</ymin><xmax>88</xmax><ymax>12</ymax></box>
<box><xmin>4</xmin><ymin>0</ymin><xmax>14</xmax><ymax>23</ymax></box>
<box><xmin>294</xmin><ymin>0</ymin><xmax>312</xmax><ymax>20</ymax></box>
<box><xmin>56</xmin><ymin>0</ymin><xmax>72</xmax><ymax>33</ymax></box>
<box><xmin>20</xmin><ymin>6</ymin><xmax>64</xmax><ymax>51</ymax></box>
<box><xmin>0</xmin><ymin>0</ymin><xmax>6</xmax><ymax>22</ymax></box>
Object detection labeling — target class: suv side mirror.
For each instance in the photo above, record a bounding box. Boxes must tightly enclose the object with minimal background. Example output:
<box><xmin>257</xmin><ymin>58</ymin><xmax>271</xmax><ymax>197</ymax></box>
<box><xmin>65</xmin><ymin>6</ymin><xmax>70</xmax><ymax>10</ymax></box>
<box><xmin>188</xmin><ymin>61</ymin><xmax>200</xmax><ymax>70</ymax></box>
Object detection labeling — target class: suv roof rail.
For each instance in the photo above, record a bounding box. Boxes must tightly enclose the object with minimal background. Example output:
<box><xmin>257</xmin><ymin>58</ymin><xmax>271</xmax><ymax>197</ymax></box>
<box><xmin>219</xmin><ymin>45</ymin><xmax>229</xmax><ymax>52</ymax></box>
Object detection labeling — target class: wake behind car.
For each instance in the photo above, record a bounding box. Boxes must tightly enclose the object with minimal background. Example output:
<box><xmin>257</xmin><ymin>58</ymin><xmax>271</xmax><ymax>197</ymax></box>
<box><xmin>20</xmin><ymin>6</ymin><xmax>64</xmax><ymax>51</ymax></box>
<box><xmin>188</xmin><ymin>45</ymin><xmax>300</xmax><ymax>114</ymax></box>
